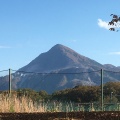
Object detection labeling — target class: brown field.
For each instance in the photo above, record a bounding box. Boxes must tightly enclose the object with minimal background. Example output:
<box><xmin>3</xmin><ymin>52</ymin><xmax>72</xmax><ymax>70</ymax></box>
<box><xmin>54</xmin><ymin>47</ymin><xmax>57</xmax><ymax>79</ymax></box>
<box><xmin>0</xmin><ymin>111</ymin><xmax>120</xmax><ymax>120</ymax></box>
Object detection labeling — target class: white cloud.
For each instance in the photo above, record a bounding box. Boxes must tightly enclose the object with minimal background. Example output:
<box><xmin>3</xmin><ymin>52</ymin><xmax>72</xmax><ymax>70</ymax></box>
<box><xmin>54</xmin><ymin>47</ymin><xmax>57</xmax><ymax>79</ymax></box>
<box><xmin>0</xmin><ymin>46</ymin><xmax>11</xmax><ymax>49</ymax></box>
<box><xmin>98</xmin><ymin>19</ymin><xmax>110</xmax><ymax>30</ymax></box>
<box><xmin>98</xmin><ymin>19</ymin><xmax>120</xmax><ymax>30</ymax></box>
<box><xmin>109</xmin><ymin>52</ymin><xmax>120</xmax><ymax>55</ymax></box>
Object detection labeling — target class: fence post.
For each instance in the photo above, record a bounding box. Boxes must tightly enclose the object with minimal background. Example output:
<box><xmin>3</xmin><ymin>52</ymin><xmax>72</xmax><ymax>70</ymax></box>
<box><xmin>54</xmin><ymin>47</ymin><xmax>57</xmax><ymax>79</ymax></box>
<box><xmin>9</xmin><ymin>68</ymin><xmax>11</xmax><ymax>96</ymax></box>
<box><xmin>101</xmin><ymin>69</ymin><xmax>103</xmax><ymax>111</ymax></box>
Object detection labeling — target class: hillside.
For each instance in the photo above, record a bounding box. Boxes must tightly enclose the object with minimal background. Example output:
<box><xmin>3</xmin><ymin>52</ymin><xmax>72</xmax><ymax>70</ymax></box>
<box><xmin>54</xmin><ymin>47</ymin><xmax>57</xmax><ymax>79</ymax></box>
<box><xmin>0</xmin><ymin>44</ymin><xmax>120</xmax><ymax>93</ymax></box>
<box><xmin>19</xmin><ymin>44</ymin><xmax>103</xmax><ymax>72</ymax></box>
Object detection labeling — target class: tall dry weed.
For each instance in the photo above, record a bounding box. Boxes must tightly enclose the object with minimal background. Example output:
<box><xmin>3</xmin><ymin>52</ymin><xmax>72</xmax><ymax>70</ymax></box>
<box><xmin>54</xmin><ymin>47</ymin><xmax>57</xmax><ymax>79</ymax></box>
<box><xmin>0</xmin><ymin>94</ymin><xmax>46</xmax><ymax>112</ymax></box>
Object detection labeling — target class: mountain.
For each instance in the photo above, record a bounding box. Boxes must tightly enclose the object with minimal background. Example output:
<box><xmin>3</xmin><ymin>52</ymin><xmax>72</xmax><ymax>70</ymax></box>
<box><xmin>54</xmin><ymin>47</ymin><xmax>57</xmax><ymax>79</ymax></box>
<box><xmin>103</xmin><ymin>64</ymin><xmax>120</xmax><ymax>71</ymax></box>
<box><xmin>0</xmin><ymin>44</ymin><xmax>120</xmax><ymax>93</ymax></box>
<box><xmin>19</xmin><ymin>44</ymin><xmax>103</xmax><ymax>72</ymax></box>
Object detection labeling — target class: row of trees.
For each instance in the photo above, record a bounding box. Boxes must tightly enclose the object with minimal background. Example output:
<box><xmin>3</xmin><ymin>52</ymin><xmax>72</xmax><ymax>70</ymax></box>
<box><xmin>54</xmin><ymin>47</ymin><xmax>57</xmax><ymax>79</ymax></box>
<box><xmin>52</xmin><ymin>82</ymin><xmax>120</xmax><ymax>103</ymax></box>
<box><xmin>0</xmin><ymin>81</ymin><xmax>120</xmax><ymax>103</ymax></box>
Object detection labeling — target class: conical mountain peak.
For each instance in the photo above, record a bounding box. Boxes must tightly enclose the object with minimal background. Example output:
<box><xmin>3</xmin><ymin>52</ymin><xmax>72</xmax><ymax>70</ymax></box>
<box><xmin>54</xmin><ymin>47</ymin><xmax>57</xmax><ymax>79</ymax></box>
<box><xmin>48</xmin><ymin>44</ymin><xmax>81</xmax><ymax>58</ymax></box>
<box><xmin>19</xmin><ymin>44</ymin><xmax>103</xmax><ymax>72</ymax></box>
<box><xmin>51</xmin><ymin>44</ymin><xmax>65</xmax><ymax>48</ymax></box>
<box><xmin>1</xmin><ymin>44</ymin><xmax>119</xmax><ymax>93</ymax></box>
<box><xmin>48</xmin><ymin>44</ymin><xmax>73</xmax><ymax>53</ymax></box>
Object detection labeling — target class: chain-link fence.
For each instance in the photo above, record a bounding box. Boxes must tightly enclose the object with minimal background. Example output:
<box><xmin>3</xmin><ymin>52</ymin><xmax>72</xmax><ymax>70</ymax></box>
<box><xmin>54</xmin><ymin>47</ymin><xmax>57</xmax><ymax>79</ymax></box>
<box><xmin>0</xmin><ymin>69</ymin><xmax>120</xmax><ymax>111</ymax></box>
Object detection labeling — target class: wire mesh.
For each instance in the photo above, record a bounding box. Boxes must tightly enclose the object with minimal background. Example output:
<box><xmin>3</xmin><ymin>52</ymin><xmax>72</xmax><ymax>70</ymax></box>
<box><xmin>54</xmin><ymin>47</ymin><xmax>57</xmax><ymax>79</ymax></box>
<box><xmin>1</xmin><ymin>69</ymin><xmax>120</xmax><ymax>111</ymax></box>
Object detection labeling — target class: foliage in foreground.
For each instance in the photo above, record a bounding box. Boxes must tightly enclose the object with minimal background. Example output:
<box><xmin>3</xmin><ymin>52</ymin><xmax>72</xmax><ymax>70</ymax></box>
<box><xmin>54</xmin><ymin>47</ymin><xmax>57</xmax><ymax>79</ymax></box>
<box><xmin>0</xmin><ymin>81</ymin><xmax>120</xmax><ymax>104</ymax></box>
<box><xmin>52</xmin><ymin>82</ymin><xmax>120</xmax><ymax>103</ymax></box>
<box><xmin>0</xmin><ymin>82</ymin><xmax>120</xmax><ymax>112</ymax></box>
<box><xmin>0</xmin><ymin>94</ymin><xmax>46</xmax><ymax>112</ymax></box>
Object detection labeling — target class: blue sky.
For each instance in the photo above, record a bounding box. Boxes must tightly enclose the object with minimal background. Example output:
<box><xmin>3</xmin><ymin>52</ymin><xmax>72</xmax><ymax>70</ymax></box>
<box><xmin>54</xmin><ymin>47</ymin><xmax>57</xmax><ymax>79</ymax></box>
<box><xmin>0</xmin><ymin>0</ymin><xmax>120</xmax><ymax>71</ymax></box>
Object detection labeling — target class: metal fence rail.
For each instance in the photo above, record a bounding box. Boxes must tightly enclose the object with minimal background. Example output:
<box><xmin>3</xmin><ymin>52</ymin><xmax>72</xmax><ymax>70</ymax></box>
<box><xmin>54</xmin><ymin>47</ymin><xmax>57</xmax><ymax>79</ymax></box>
<box><xmin>0</xmin><ymin>68</ymin><xmax>120</xmax><ymax>112</ymax></box>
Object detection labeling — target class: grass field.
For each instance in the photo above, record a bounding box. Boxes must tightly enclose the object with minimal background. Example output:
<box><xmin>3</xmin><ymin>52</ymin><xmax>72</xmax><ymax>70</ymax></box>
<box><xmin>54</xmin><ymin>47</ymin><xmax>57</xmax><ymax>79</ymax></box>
<box><xmin>0</xmin><ymin>94</ymin><xmax>120</xmax><ymax>119</ymax></box>
<box><xmin>0</xmin><ymin>94</ymin><xmax>46</xmax><ymax>113</ymax></box>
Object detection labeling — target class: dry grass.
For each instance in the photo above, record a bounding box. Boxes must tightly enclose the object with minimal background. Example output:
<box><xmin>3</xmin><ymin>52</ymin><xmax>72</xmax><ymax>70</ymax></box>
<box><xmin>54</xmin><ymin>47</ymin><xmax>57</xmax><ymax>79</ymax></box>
<box><xmin>0</xmin><ymin>94</ymin><xmax>46</xmax><ymax>112</ymax></box>
<box><xmin>0</xmin><ymin>94</ymin><xmax>76</xmax><ymax>113</ymax></box>
<box><xmin>0</xmin><ymin>94</ymin><xmax>95</xmax><ymax>113</ymax></box>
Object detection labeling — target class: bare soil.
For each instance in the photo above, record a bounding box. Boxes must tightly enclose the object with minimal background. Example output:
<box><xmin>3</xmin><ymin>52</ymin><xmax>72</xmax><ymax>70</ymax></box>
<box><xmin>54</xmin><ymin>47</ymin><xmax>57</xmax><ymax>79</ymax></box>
<box><xmin>0</xmin><ymin>111</ymin><xmax>120</xmax><ymax>120</ymax></box>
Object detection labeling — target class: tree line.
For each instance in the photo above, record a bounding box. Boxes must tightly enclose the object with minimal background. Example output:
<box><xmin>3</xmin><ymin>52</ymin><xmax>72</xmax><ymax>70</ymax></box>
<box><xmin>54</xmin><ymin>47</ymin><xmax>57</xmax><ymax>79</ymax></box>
<box><xmin>0</xmin><ymin>81</ymin><xmax>120</xmax><ymax>103</ymax></box>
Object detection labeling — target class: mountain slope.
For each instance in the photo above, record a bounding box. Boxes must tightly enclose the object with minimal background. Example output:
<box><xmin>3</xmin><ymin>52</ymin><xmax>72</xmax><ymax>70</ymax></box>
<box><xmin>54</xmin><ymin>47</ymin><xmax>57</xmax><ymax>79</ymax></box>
<box><xmin>0</xmin><ymin>44</ymin><xmax>120</xmax><ymax>93</ymax></box>
<box><xmin>19</xmin><ymin>44</ymin><xmax>103</xmax><ymax>72</ymax></box>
